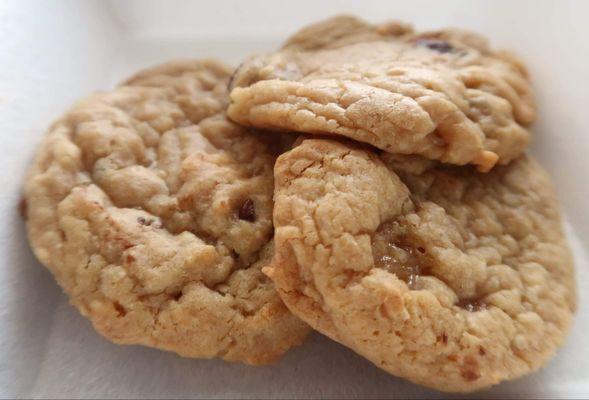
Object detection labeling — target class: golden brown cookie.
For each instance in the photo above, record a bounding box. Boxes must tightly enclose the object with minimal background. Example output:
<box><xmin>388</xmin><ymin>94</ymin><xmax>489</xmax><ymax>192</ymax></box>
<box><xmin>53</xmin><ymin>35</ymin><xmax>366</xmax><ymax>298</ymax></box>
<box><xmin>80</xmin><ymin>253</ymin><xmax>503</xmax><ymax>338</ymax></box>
<box><xmin>24</xmin><ymin>60</ymin><xmax>309</xmax><ymax>364</ymax></box>
<box><xmin>228</xmin><ymin>15</ymin><xmax>535</xmax><ymax>172</ymax></box>
<box><xmin>267</xmin><ymin>138</ymin><xmax>575</xmax><ymax>391</ymax></box>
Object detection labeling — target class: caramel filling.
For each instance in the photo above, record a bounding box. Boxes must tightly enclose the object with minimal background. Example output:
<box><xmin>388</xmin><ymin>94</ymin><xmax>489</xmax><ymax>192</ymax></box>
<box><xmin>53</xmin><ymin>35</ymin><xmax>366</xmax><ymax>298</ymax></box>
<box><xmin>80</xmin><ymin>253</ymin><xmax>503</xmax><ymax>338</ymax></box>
<box><xmin>372</xmin><ymin>221</ymin><xmax>426</xmax><ymax>289</ymax></box>
<box><xmin>372</xmin><ymin>220</ymin><xmax>487</xmax><ymax>312</ymax></box>
<box><xmin>457</xmin><ymin>298</ymin><xmax>487</xmax><ymax>312</ymax></box>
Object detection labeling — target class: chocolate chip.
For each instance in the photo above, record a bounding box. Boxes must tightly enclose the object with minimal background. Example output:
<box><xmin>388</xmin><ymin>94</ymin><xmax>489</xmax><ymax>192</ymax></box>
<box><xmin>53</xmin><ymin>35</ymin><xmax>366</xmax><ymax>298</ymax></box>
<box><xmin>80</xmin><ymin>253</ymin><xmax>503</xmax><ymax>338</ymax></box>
<box><xmin>416</xmin><ymin>38</ymin><xmax>454</xmax><ymax>53</ymax></box>
<box><xmin>18</xmin><ymin>198</ymin><xmax>27</xmax><ymax>220</ymax></box>
<box><xmin>113</xmin><ymin>302</ymin><xmax>127</xmax><ymax>317</ymax></box>
<box><xmin>238</xmin><ymin>198</ymin><xmax>256</xmax><ymax>222</ymax></box>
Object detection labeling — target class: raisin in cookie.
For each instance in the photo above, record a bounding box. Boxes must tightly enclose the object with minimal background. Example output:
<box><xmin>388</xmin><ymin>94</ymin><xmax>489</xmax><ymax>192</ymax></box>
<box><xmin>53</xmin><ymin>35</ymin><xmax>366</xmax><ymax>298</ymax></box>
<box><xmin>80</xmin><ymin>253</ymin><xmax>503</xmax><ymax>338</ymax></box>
<box><xmin>228</xmin><ymin>15</ymin><xmax>535</xmax><ymax>172</ymax></box>
<box><xmin>267</xmin><ymin>138</ymin><xmax>575</xmax><ymax>391</ymax></box>
<box><xmin>24</xmin><ymin>60</ymin><xmax>309</xmax><ymax>364</ymax></box>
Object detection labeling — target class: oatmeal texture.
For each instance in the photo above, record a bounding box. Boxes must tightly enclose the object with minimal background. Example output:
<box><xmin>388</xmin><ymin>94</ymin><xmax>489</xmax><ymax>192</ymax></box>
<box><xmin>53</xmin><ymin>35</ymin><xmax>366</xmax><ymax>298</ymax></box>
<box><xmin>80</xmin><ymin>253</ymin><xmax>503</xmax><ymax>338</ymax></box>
<box><xmin>267</xmin><ymin>138</ymin><xmax>575</xmax><ymax>391</ymax></box>
<box><xmin>24</xmin><ymin>59</ymin><xmax>309</xmax><ymax>364</ymax></box>
<box><xmin>228</xmin><ymin>15</ymin><xmax>535</xmax><ymax>171</ymax></box>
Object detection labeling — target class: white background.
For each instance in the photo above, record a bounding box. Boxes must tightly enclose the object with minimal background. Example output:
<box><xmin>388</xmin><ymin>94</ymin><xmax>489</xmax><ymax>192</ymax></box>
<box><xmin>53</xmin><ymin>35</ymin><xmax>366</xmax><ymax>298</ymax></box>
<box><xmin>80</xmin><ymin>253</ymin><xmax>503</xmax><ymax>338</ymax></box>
<box><xmin>1</xmin><ymin>0</ymin><xmax>588</xmax><ymax>398</ymax></box>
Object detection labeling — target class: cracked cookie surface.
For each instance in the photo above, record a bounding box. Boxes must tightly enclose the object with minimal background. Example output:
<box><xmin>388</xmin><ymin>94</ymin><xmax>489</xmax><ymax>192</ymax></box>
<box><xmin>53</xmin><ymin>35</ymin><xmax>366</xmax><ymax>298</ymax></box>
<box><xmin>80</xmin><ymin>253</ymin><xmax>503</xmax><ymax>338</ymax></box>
<box><xmin>268</xmin><ymin>138</ymin><xmax>575</xmax><ymax>391</ymax></box>
<box><xmin>228</xmin><ymin>15</ymin><xmax>535</xmax><ymax>171</ymax></box>
<box><xmin>24</xmin><ymin>59</ymin><xmax>309</xmax><ymax>364</ymax></box>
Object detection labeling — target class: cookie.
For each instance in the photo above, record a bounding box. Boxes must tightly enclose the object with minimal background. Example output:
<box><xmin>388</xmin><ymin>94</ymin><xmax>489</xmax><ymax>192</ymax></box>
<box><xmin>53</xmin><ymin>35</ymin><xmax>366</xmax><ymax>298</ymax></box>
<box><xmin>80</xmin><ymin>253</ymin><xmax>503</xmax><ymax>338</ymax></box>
<box><xmin>267</xmin><ymin>138</ymin><xmax>575</xmax><ymax>391</ymax></box>
<box><xmin>228</xmin><ymin>15</ymin><xmax>535</xmax><ymax>172</ymax></box>
<box><xmin>24</xmin><ymin>60</ymin><xmax>309</xmax><ymax>364</ymax></box>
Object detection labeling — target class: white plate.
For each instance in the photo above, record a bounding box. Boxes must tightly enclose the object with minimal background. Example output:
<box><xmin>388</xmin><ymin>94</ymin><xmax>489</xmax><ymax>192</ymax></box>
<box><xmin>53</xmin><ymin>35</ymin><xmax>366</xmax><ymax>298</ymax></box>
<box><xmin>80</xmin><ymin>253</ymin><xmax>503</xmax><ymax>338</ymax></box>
<box><xmin>1</xmin><ymin>0</ymin><xmax>588</xmax><ymax>398</ymax></box>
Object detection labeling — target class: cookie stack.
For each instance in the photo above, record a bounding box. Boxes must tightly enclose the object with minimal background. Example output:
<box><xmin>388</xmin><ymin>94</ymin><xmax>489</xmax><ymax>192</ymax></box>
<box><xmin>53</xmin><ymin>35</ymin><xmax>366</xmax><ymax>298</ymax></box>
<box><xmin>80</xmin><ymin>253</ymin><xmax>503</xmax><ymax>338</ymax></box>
<box><xmin>23</xmin><ymin>15</ymin><xmax>575</xmax><ymax>392</ymax></box>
